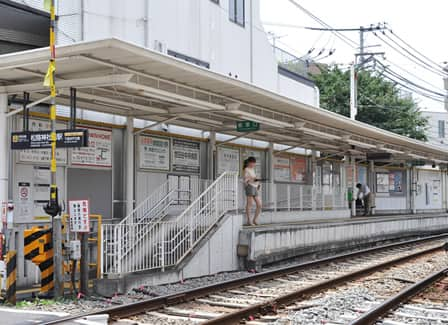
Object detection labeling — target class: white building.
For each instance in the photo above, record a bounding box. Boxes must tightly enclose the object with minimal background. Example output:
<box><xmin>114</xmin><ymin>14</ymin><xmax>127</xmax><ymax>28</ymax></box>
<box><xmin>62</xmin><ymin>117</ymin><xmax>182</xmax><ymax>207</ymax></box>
<box><xmin>16</xmin><ymin>0</ymin><xmax>318</xmax><ymax>106</ymax></box>
<box><xmin>422</xmin><ymin>111</ymin><xmax>448</xmax><ymax>148</ymax></box>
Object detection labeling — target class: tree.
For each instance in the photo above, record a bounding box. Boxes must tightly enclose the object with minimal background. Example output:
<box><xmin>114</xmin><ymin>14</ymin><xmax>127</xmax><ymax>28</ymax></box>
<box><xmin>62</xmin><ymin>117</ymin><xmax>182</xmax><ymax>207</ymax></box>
<box><xmin>311</xmin><ymin>65</ymin><xmax>428</xmax><ymax>141</ymax></box>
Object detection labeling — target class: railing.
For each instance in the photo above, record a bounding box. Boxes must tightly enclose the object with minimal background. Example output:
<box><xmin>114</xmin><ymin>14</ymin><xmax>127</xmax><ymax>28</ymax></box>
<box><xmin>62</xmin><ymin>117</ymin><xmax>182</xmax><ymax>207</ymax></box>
<box><xmin>273</xmin><ymin>46</ymin><xmax>309</xmax><ymax>78</ymax></box>
<box><xmin>119</xmin><ymin>180</ymin><xmax>171</xmax><ymax>226</ymax></box>
<box><xmin>239</xmin><ymin>181</ymin><xmax>347</xmax><ymax>211</ymax></box>
<box><xmin>102</xmin><ymin>172</ymin><xmax>237</xmax><ymax>275</ymax></box>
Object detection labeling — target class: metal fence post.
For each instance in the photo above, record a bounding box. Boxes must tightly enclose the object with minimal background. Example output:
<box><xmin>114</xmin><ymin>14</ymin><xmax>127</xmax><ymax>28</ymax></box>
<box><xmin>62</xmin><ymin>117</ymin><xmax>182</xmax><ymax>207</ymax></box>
<box><xmin>161</xmin><ymin>222</ymin><xmax>165</xmax><ymax>272</ymax></box>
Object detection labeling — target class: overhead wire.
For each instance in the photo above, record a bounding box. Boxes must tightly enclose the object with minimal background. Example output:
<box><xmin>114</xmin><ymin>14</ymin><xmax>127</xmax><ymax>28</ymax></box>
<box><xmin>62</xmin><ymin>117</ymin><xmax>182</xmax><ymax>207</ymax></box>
<box><xmin>387</xmin><ymin>27</ymin><xmax>447</xmax><ymax>72</ymax></box>
<box><xmin>373</xmin><ymin>30</ymin><xmax>447</xmax><ymax>78</ymax></box>
<box><xmin>382</xmin><ymin>30</ymin><xmax>448</xmax><ymax>77</ymax></box>
<box><xmin>286</xmin><ymin>0</ymin><xmax>358</xmax><ymax>49</ymax></box>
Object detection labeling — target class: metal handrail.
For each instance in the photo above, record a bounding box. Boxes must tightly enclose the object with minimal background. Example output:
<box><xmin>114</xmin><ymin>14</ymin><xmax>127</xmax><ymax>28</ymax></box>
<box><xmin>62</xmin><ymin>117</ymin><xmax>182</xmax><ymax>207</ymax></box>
<box><xmin>101</xmin><ymin>172</ymin><xmax>238</xmax><ymax>275</ymax></box>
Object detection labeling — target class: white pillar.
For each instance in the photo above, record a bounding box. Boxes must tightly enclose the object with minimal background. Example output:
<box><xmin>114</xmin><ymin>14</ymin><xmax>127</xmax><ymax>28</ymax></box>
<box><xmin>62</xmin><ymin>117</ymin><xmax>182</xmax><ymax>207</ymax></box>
<box><xmin>311</xmin><ymin>150</ymin><xmax>317</xmax><ymax>211</ymax></box>
<box><xmin>411</xmin><ymin>166</ymin><xmax>417</xmax><ymax>214</ymax></box>
<box><xmin>267</xmin><ymin>143</ymin><xmax>274</xmax><ymax>209</ymax></box>
<box><xmin>125</xmin><ymin>116</ymin><xmax>134</xmax><ymax>217</ymax></box>
<box><xmin>351</xmin><ymin>156</ymin><xmax>357</xmax><ymax>217</ymax></box>
<box><xmin>369</xmin><ymin>160</ymin><xmax>375</xmax><ymax>215</ymax></box>
<box><xmin>0</xmin><ymin>94</ymin><xmax>8</xmax><ymax>208</ymax></box>
<box><xmin>208</xmin><ymin>131</ymin><xmax>216</xmax><ymax>180</ymax></box>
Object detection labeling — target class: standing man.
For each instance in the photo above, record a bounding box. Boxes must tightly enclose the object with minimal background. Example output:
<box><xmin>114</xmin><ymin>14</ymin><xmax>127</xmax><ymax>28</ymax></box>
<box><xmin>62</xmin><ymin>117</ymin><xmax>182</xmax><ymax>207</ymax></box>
<box><xmin>356</xmin><ymin>183</ymin><xmax>371</xmax><ymax>216</ymax></box>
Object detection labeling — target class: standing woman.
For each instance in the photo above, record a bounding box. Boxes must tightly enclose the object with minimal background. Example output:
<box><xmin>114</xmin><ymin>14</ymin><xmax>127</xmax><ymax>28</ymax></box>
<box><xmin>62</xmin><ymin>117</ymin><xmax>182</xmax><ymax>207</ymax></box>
<box><xmin>243</xmin><ymin>157</ymin><xmax>262</xmax><ymax>226</ymax></box>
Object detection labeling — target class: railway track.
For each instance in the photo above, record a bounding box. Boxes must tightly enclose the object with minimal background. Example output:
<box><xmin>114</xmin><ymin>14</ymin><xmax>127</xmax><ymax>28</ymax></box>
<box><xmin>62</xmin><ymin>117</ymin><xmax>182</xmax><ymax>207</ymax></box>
<box><xmin>350</xmin><ymin>267</ymin><xmax>448</xmax><ymax>325</ymax></box>
<box><xmin>40</xmin><ymin>234</ymin><xmax>448</xmax><ymax>325</ymax></box>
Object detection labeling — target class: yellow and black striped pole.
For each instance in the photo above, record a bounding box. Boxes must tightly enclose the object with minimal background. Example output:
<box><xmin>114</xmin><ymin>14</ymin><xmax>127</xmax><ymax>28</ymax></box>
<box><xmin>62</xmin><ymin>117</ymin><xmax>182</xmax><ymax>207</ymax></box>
<box><xmin>4</xmin><ymin>250</ymin><xmax>17</xmax><ymax>305</ymax></box>
<box><xmin>43</xmin><ymin>0</ymin><xmax>63</xmax><ymax>297</ymax></box>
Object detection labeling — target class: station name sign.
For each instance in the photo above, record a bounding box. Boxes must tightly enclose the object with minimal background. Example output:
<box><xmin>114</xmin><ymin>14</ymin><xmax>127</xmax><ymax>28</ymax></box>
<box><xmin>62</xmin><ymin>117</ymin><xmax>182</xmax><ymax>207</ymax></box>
<box><xmin>11</xmin><ymin>129</ymin><xmax>89</xmax><ymax>150</ymax></box>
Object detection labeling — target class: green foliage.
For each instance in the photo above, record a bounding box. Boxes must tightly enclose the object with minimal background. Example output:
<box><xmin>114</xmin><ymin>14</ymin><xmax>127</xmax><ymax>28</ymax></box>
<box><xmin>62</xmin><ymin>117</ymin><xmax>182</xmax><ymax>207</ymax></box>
<box><xmin>311</xmin><ymin>65</ymin><xmax>428</xmax><ymax>141</ymax></box>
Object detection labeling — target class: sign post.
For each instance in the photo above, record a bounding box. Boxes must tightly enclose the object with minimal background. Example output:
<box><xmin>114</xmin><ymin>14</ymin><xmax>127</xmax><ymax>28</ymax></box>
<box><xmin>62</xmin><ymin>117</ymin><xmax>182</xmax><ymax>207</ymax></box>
<box><xmin>68</xmin><ymin>200</ymin><xmax>90</xmax><ymax>295</ymax></box>
<box><xmin>236</xmin><ymin>120</ymin><xmax>260</xmax><ymax>132</ymax></box>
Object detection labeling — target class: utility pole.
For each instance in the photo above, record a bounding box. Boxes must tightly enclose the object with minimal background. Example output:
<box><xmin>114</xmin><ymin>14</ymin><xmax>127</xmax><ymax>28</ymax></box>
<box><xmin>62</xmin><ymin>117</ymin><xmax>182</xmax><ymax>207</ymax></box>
<box><xmin>43</xmin><ymin>0</ymin><xmax>63</xmax><ymax>298</ymax></box>
<box><xmin>359</xmin><ymin>26</ymin><xmax>365</xmax><ymax>64</ymax></box>
<box><xmin>350</xmin><ymin>61</ymin><xmax>357</xmax><ymax>120</ymax></box>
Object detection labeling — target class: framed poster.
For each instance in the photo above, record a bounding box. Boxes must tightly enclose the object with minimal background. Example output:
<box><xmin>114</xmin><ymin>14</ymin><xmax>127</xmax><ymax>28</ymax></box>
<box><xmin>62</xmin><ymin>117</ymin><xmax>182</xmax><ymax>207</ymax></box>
<box><xmin>376</xmin><ymin>173</ymin><xmax>389</xmax><ymax>193</ymax></box>
<box><xmin>217</xmin><ymin>147</ymin><xmax>240</xmax><ymax>175</ymax></box>
<box><xmin>172</xmin><ymin>139</ymin><xmax>200</xmax><ymax>173</ymax></box>
<box><xmin>274</xmin><ymin>156</ymin><xmax>290</xmax><ymax>182</ymax></box>
<box><xmin>388</xmin><ymin>170</ymin><xmax>403</xmax><ymax>193</ymax></box>
<box><xmin>18</xmin><ymin>118</ymin><xmax>67</xmax><ymax>164</ymax></box>
<box><xmin>139</xmin><ymin>135</ymin><xmax>170</xmax><ymax>170</ymax></box>
<box><xmin>71</xmin><ymin>127</ymin><xmax>112</xmax><ymax>168</ymax></box>
<box><xmin>242</xmin><ymin>149</ymin><xmax>262</xmax><ymax>176</ymax></box>
<box><xmin>291</xmin><ymin>156</ymin><xmax>307</xmax><ymax>183</ymax></box>
<box><xmin>358</xmin><ymin>166</ymin><xmax>367</xmax><ymax>184</ymax></box>
<box><xmin>322</xmin><ymin>161</ymin><xmax>331</xmax><ymax>185</ymax></box>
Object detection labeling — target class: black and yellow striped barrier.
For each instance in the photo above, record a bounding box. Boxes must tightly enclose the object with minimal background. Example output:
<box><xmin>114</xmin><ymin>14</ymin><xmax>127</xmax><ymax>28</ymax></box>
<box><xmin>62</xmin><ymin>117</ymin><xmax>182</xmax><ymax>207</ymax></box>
<box><xmin>24</xmin><ymin>227</ymin><xmax>54</xmax><ymax>297</ymax></box>
<box><xmin>2</xmin><ymin>250</ymin><xmax>17</xmax><ymax>304</ymax></box>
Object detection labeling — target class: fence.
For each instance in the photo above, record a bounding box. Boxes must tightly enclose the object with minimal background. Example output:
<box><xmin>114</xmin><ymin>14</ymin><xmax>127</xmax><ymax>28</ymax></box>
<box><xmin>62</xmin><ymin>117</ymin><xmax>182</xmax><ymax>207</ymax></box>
<box><xmin>239</xmin><ymin>181</ymin><xmax>347</xmax><ymax>211</ymax></box>
<box><xmin>102</xmin><ymin>172</ymin><xmax>238</xmax><ymax>275</ymax></box>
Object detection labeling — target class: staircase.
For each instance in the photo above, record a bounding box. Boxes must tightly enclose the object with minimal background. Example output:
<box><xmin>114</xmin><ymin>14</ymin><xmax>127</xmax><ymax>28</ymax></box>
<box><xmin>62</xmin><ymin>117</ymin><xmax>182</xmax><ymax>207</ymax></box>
<box><xmin>102</xmin><ymin>172</ymin><xmax>238</xmax><ymax>275</ymax></box>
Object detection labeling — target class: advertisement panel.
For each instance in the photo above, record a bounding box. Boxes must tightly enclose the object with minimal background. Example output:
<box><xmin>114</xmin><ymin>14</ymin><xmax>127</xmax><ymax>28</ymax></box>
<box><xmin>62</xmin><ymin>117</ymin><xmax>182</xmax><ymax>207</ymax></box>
<box><xmin>217</xmin><ymin>147</ymin><xmax>240</xmax><ymax>175</ymax></box>
<box><xmin>274</xmin><ymin>156</ymin><xmax>290</xmax><ymax>181</ymax></box>
<box><xmin>71</xmin><ymin>127</ymin><xmax>112</xmax><ymax>168</ymax></box>
<box><xmin>291</xmin><ymin>156</ymin><xmax>307</xmax><ymax>183</ymax></box>
<box><xmin>172</xmin><ymin>139</ymin><xmax>201</xmax><ymax>173</ymax></box>
<box><xmin>139</xmin><ymin>135</ymin><xmax>170</xmax><ymax>170</ymax></box>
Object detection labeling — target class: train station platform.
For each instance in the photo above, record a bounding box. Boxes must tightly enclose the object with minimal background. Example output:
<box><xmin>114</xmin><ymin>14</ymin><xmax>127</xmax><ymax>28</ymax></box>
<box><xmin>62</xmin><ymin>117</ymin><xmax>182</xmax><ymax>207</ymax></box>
<box><xmin>237</xmin><ymin>212</ymin><xmax>448</xmax><ymax>269</ymax></box>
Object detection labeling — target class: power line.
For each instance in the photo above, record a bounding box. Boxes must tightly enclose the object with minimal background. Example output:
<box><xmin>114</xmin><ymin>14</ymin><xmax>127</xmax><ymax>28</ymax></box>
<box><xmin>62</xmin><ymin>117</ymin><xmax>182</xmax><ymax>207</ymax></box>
<box><xmin>376</xmin><ymin>60</ymin><xmax>446</xmax><ymax>98</ymax></box>
<box><xmin>286</xmin><ymin>0</ymin><xmax>358</xmax><ymax>48</ymax></box>
<box><xmin>387</xmin><ymin>27</ymin><xmax>447</xmax><ymax>72</ymax></box>
<box><xmin>382</xmin><ymin>58</ymin><xmax>446</xmax><ymax>93</ymax></box>
<box><xmin>373</xmin><ymin>30</ymin><xmax>447</xmax><ymax>78</ymax></box>
<box><xmin>382</xmin><ymin>29</ymin><xmax>448</xmax><ymax>77</ymax></box>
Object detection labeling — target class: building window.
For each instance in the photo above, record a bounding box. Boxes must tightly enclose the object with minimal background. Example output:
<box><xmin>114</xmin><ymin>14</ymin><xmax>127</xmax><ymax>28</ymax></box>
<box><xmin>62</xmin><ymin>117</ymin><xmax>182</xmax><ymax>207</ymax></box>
<box><xmin>229</xmin><ymin>0</ymin><xmax>245</xmax><ymax>27</ymax></box>
<box><xmin>438</xmin><ymin>120</ymin><xmax>445</xmax><ymax>138</ymax></box>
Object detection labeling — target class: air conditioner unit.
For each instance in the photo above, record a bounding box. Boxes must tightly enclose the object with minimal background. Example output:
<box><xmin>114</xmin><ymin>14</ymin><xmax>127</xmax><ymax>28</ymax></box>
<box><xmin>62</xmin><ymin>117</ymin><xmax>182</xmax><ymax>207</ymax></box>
<box><xmin>154</xmin><ymin>40</ymin><xmax>167</xmax><ymax>54</ymax></box>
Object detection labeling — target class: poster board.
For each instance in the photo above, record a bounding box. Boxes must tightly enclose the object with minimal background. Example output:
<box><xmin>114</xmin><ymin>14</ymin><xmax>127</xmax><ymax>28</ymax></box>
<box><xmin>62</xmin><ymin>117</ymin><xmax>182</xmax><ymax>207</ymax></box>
<box><xmin>274</xmin><ymin>156</ymin><xmax>290</xmax><ymax>182</ymax></box>
<box><xmin>71</xmin><ymin>127</ymin><xmax>112</xmax><ymax>168</ymax></box>
<box><xmin>388</xmin><ymin>170</ymin><xmax>403</xmax><ymax>193</ymax></box>
<box><xmin>290</xmin><ymin>156</ymin><xmax>307</xmax><ymax>183</ymax></box>
<box><xmin>217</xmin><ymin>147</ymin><xmax>240</xmax><ymax>175</ymax></box>
<box><xmin>376</xmin><ymin>173</ymin><xmax>389</xmax><ymax>193</ymax></box>
<box><xmin>18</xmin><ymin>118</ymin><xmax>67</xmax><ymax>164</ymax></box>
<box><xmin>172</xmin><ymin>139</ymin><xmax>200</xmax><ymax>173</ymax></box>
<box><xmin>139</xmin><ymin>135</ymin><xmax>170</xmax><ymax>170</ymax></box>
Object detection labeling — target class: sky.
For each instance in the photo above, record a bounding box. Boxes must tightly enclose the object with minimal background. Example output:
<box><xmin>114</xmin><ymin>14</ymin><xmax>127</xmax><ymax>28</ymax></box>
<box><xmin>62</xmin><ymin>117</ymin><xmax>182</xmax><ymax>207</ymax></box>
<box><xmin>260</xmin><ymin>0</ymin><xmax>448</xmax><ymax>111</ymax></box>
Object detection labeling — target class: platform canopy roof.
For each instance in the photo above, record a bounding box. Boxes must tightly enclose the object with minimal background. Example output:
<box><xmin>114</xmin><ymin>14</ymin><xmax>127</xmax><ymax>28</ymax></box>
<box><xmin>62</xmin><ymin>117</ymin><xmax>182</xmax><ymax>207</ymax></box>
<box><xmin>0</xmin><ymin>38</ymin><xmax>447</xmax><ymax>164</ymax></box>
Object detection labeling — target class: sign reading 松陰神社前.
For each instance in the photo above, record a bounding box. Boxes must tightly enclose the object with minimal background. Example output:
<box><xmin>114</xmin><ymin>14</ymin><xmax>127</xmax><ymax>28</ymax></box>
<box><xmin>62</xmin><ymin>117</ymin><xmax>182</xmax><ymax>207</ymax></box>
<box><xmin>11</xmin><ymin>129</ymin><xmax>89</xmax><ymax>150</ymax></box>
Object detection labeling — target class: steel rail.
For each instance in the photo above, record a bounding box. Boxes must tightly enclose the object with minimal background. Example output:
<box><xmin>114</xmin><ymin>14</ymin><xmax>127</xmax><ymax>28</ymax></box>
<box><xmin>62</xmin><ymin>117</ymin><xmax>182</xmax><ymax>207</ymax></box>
<box><xmin>349</xmin><ymin>267</ymin><xmax>448</xmax><ymax>325</ymax></box>
<box><xmin>39</xmin><ymin>233</ymin><xmax>448</xmax><ymax>325</ymax></box>
<box><xmin>203</xmin><ymin>245</ymin><xmax>443</xmax><ymax>324</ymax></box>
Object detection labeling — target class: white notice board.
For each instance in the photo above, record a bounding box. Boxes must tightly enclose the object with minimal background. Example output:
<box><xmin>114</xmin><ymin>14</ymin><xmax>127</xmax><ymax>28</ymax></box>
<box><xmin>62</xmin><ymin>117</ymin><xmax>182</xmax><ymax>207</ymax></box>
<box><xmin>217</xmin><ymin>147</ymin><xmax>240</xmax><ymax>175</ymax></box>
<box><xmin>68</xmin><ymin>199</ymin><xmax>90</xmax><ymax>233</ymax></box>
<box><xmin>139</xmin><ymin>135</ymin><xmax>170</xmax><ymax>170</ymax></box>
